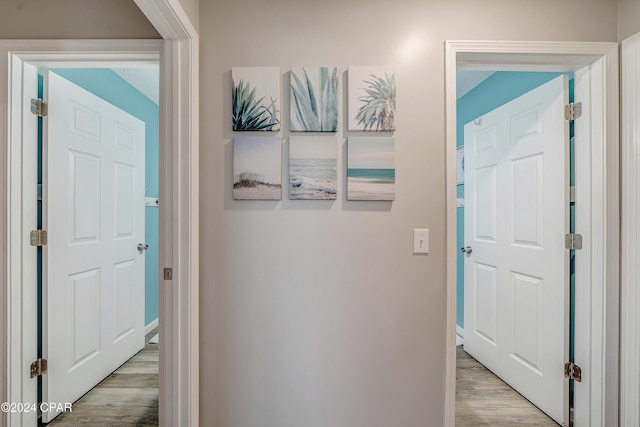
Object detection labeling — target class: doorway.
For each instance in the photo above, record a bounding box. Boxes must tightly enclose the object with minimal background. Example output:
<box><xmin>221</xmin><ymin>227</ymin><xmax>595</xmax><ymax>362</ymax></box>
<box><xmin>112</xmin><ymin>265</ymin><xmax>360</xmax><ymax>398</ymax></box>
<box><xmin>444</xmin><ymin>41</ymin><xmax>620</xmax><ymax>427</ymax></box>
<box><xmin>36</xmin><ymin>67</ymin><xmax>160</xmax><ymax>424</ymax></box>
<box><xmin>1</xmin><ymin>33</ymin><xmax>198</xmax><ymax>427</ymax></box>
<box><xmin>455</xmin><ymin>71</ymin><xmax>572</xmax><ymax>425</ymax></box>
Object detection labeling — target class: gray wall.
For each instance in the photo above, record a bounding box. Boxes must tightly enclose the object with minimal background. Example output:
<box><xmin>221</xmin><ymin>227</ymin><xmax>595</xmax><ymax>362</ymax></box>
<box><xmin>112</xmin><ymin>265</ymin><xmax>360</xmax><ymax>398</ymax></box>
<box><xmin>0</xmin><ymin>0</ymin><xmax>159</xmax><ymax>39</ymax></box>
<box><xmin>200</xmin><ymin>1</ymin><xmax>616</xmax><ymax>426</ymax></box>
<box><xmin>177</xmin><ymin>0</ymin><xmax>199</xmax><ymax>32</ymax></box>
<box><xmin>619</xmin><ymin>0</ymin><xmax>640</xmax><ymax>41</ymax></box>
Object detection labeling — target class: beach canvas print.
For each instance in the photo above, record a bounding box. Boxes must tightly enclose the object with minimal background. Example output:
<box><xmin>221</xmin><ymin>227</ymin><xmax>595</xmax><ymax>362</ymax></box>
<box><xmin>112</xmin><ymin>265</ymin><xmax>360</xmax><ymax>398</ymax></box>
<box><xmin>232</xmin><ymin>66</ymin><xmax>281</xmax><ymax>131</ymax></box>
<box><xmin>290</xmin><ymin>67</ymin><xmax>338</xmax><ymax>132</ymax></box>
<box><xmin>233</xmin><ymin>136</ymin><xmax>282</xmax><ymax>200</ymax></box>
<box><xmin>348</xmin><ymin>67</ymin><xmax>396</xmax><ymax>131</ymax></box>
<box><xmin>347</xmin><ymin>137</ymin><xmax>395</xmax><ymax>201</ymax></box>
<box><xmin>289</xmin><ymin>136</ymin><xmax>337</xmax><ymax>200</ymax></box>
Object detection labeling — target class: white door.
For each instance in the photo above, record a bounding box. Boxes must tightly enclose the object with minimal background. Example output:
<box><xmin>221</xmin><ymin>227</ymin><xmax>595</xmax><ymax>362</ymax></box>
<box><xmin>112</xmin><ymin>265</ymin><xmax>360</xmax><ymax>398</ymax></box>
<box><xmin>463</xmin><ymin>75</ymin><xmax>569</xmax><ymax>424</ymax></box>
<box><xmin>42</xmin><ymin>71</ymin><xmax>146</xmax><ymax>422</ymax></box>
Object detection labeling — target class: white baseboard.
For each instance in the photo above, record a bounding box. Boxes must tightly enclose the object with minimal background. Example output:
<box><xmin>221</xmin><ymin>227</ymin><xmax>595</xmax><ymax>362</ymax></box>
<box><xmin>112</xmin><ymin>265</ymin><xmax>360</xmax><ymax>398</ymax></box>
<box><xmin>145</xmin><ymin>318</ymin><xmax>159</xmax><ymax>334</ymax></box>
<box><xmin>456</xmin><ymin>325</ymin><xmax>464</xmax><ymax>338</ymax></box>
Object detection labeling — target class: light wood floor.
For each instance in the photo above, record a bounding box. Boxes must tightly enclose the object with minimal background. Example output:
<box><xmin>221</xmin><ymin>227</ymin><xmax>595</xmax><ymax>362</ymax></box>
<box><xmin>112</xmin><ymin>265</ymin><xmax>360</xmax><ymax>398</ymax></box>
<box><xmin>456</xmin><ymin>346</ymin><xmax>559</xmax><ymax>426</ymax></box>
<box><xmin>45</xmin><ymin>329</ymin><xmax>159</xmax><ymax>426</ymax></box>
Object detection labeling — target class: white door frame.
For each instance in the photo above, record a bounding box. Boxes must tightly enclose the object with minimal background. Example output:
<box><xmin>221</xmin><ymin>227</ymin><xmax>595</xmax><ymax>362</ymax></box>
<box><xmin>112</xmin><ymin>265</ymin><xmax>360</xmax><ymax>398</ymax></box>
<box><xmin>444</xmin><ymin>41</ymin><xmax>619</xmax><ymax>427</ymax></box>
<box><xmin>0</xmin><ymin>1</ymin><xmax>200</xmax><ymax>426</ymax></box>
<box><xmin>621</xmin><ymin>32</ymin><xmax>640</xmax><ymax>427</ymax></box>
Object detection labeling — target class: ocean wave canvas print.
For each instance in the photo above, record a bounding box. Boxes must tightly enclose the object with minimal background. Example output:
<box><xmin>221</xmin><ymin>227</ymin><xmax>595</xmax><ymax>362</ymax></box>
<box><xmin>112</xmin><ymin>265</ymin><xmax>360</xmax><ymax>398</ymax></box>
<box><xmin>233</xmin><ymin>136</ymin><xmax>282</xmax><ymax>200</ymax></box>
<box><xmin>290</xmin><ymin>67</ymin><xmax>338</xmax><ymax>132</ymax></box>
<box><xmin>347</xmin><ymin>137</ymin><xmax>395</xmax><ymax>201</ymax></box>
<box><xmin>348</xmin><ymin>67</ymin><xmax>396</xmax><ymax>131</ymax></box>
<box><xmin>232</xmin><ymin>67</ymin><xmax>280</xmax><ymax>131</ymax></box>
<box><xmin>289</xmin><ymin>136</ymin><xmax>337</xmax><ymax>200</ymax></box>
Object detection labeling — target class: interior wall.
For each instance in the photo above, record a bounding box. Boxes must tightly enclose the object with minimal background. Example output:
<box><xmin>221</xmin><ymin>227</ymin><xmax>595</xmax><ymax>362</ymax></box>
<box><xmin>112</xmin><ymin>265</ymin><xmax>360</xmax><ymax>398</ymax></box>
<box><xmin>47</xmin><ymin>68</ymin><xmax>160</xmax><ymax>326</ymax></box>
<box><xmin>618</xmin><ymin>0</ymin><xmax>640</xmax><ymax>41</ymax></box>
<box><xmin>199</xmin><ymin>1</ymin><xmax>617</xmax><ymax>426</ymax></box>
<box><xmin>176</xmin><ymin>0</ymin><xmax>199</xmax><ymax>32</ymax></box>
<box><xmin>0</xmin><ymin>0</ymin><xmax>159</xmax><ymax>39</ymax></box>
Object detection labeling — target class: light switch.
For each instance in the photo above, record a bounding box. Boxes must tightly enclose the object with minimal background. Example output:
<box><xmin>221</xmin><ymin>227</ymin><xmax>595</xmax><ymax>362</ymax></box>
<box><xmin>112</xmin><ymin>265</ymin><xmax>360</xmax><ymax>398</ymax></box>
<box><xmin>413</xmin><ymin>229</ymin><xmax>429</xmax><ymax>254</ymax></box>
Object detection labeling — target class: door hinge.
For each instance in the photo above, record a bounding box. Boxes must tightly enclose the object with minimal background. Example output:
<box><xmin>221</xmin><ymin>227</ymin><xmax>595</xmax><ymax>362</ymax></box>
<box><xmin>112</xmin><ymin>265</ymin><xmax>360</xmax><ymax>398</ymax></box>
<box><xmin>30</xmin><ymin>229</ymin><xmax>47</xmax><ymax>247</ymax></box>
<box><xmin>30</xmin><ymin>358</ymin><xmax>48</xmax><ymax>378</ymax></box>
<box><xmin>565</xmin><ymin>102</ymin><xmax>582</xmax><ymax>121</ymax></box>
<box><xmin>565</xmin><ymin>233</ymin><xmax>582</xmax><ymax>250</ymax></box>
<box><xmin>30</xmin><ymin>98</ymin><xmax>48</xmax><ymax>117</ymax></box>
<box><xmin>163</xmin><ymin>268</ymin><xmax>173</xmax><ymax>280</ymax></box>
<box><xmin>570</xmin><ymin>186</ymin><xmax>575</xmax><ymax>203</ymax></box>
<box><xmin>564</xmin><ymin>362</ymin><xmax>582</xmax><ymax>382</ymax></box>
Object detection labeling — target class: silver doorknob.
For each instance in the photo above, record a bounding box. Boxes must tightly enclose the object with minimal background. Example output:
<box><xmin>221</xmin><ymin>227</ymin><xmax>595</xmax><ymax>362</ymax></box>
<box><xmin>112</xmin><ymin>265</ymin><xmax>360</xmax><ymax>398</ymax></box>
<box><xmin>460</xmin><ymin>246</ymin><xmax>472</xmax><ymax>254</ymax></box>
<box><xmin>137</xmin><ymin>243</ymin><xmax>149</xmax><ymax>253</ymax></box>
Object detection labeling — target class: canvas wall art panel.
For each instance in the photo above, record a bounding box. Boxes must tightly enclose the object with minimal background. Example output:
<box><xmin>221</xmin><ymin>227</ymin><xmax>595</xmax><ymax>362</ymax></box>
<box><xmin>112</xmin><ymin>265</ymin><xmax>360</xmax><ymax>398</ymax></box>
<box><xmin>348</xmin><ymin>67</ymin><xmax>396</xmax><ymax>131</ymax></box>
<box><xmin>289</xmin><ymin>136</ymin><xmax>337</xmax><ymax>200</ymax></box>
<box><xmin>233</xmin><ymin>136</ymin><xmax>282</xmax><ymax>200</ymax></box>
<box><xmin>347</xmin><ymin>137</ymin><xmax>395</xmax><ymax>201</ymax></box>
<box><xmin>232</xmin><ymin>66</ymin><xmax>281</xmax><ymax>131</ymax></box>
<box><xmin>290</xmin><ymin>67</ymin><xmax>338</xmax><ymax>132</ymax></box>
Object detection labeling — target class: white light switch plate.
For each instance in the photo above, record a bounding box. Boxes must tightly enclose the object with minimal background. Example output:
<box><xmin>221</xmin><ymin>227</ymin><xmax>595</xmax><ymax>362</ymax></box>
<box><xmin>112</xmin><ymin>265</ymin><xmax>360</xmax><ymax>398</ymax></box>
<box><xmin>413</xmin><ymin>229</ymin><xmax>429</xmax><ymax>254</ymax></box>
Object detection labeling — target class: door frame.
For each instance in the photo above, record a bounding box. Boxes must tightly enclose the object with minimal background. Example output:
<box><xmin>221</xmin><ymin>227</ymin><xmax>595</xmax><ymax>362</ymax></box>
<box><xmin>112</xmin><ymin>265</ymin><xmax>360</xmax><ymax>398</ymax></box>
<box><xmin>0</xmin><ymin>1</ymin><xmax>200</xmax><ymax>426</ymax></box>
<box><xmin>621</xmin><ymin>31</ymin><xmax>640</xmax><ymax>427</ymax></box>
<box><xmin>444</xmin><ymin>41</ymin><xmax>619</xmax><ymax>427</ymax></box>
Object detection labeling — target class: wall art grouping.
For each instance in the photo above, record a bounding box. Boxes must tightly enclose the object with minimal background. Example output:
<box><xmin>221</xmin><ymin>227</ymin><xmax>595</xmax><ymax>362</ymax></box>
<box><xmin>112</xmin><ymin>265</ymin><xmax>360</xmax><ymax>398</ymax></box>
<box><xmin>231</xmin><ymin>66</ymin><xmax>396</xmax><ymax>201</ymax></box>
<box><xmin>231</xmin><ymin>66</ymin><xmax>396</xmax><ymax>133</ymax></box>
<box><xmin>232</xmin><ymin>136</ymin><xmax>396</xmax><ymax>201</ymax></box>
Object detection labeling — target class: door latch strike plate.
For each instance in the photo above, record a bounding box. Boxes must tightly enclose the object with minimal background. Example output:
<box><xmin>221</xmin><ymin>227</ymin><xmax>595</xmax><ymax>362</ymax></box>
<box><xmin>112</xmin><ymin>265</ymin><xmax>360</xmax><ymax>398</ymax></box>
<box><xmin>30</xmin><ymin>358</ymin><xmax>47</xmax><ymax>378</ymax></box>
<box><xmin>163</xmin><ymin>268</ymin><xmax>173</xmax><ymax>280</ymax></box>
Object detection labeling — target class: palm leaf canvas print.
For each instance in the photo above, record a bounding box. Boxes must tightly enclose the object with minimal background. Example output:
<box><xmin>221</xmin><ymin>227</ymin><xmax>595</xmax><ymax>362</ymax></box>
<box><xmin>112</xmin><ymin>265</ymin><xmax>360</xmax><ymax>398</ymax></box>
<box><xmin>233</xmin><ymin>136</ymin><xmax>282</xmax><ymax>200</ymax></box>
<box><xmin>289</xmin><ymin>136</ymin><xmax>337</xmax><ymax>200</ymax></box>
<box><xmin>232</xmin><ymin>67</ymin><xmax>281</xmax><ymax>131</ymax></box>
<box><xmin>290</xmin><ymin>67</ymin><xmax>338</xmax><ymax>132</ymax></box>
<box><xmin>348</xmin><ymin>67</ymin><xmax>396</xmax><ymax>131</ymax></box>
<box><xmin>347</xmin><ymin>137</ymin><xmax>395</xmax><ymax>201</ymax></box>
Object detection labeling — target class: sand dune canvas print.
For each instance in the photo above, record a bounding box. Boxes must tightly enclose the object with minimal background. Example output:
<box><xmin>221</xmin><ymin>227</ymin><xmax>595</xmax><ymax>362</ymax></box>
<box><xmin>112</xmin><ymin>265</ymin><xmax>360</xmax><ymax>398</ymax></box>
<box><xmin>290</xmin><ymin>67</ymin><xmax>338</xmax><ymax>132</ymax></box>
<box><xmin>233</xmin><ymin>136</ymin><xmax>282</xmax><ymax>200</ymax></box>
<box><xmin>289</xmin><ymin>136</ymin><xmax>337</xmax><ymax>200</ymax></box>
<box><xmin>232</xmin><ymin>67</ymin><xmax>281</xmax><ymax>131</ymax></box>
<box><xmin>347</xmin><ymin>137</ymin><xmax>395</xmax><ymax>201</ymax></box>
<box><xmin>348</xmin><ymin>67</ymin><xmax>396</xmax><ymax>131</ymax></box>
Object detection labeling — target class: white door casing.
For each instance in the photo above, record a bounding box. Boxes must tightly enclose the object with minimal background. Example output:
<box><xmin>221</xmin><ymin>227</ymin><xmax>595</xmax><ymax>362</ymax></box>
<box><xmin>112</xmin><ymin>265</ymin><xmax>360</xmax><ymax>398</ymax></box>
<box><xmin>463</xmin><ymin>75</ymin><xmax>569</xmax><ymax>424</ymax></box>
<box><xmin>445</xmin><ymin>41</ymin><xmax>619</xmax><ymax>427</ymax></box>
<box><xmin>42</xmin><ymin>71</ymin><xmax>146</xmax><ymax>422</ymax></box>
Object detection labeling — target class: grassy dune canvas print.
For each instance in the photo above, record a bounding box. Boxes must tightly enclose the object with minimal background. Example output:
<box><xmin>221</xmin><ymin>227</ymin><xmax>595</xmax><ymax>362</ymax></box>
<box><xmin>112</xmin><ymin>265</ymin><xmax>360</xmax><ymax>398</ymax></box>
<box><xmin>347</xmin><ymin>137</ymin><xmax>395</xmax><ymax>201</ymax></box>
<box><xmin>290</xmin><ymin>67</ymin><xmax>338</xmax><ymax>132</ymax></box>
<box><xmin>348</xmin><ymin>67</ymin><xmax>396</xmax><ymax>131</ymax></box>
<box><xmin>233</xmin><ymin>136</ymin><xmax>282</xmax><ymax>200</ymax></box>
<box><xmin>289</xmin><ymin>136</ymin><xmax>337</xmax><ymax>200</ymax></box>
<box><xmin>232</xmin><ymin>67</ymin><xmax>280</xmax><ymax>131</ymax></box>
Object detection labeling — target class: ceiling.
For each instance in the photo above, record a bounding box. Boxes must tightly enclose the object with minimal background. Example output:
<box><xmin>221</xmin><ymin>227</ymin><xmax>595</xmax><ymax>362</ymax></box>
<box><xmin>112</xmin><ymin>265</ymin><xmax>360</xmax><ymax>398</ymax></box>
<box><xmin>111</xmin><ymin>67</ymin><xmax>159</xmax><ymax>105</ymax></box>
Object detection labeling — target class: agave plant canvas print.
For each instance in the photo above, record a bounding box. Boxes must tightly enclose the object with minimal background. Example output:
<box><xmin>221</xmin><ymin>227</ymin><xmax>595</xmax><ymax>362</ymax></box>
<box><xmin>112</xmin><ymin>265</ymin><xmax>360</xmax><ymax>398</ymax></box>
<box><xmin>347</xmin><ymin>137</ymin><xmax>395</xmax><ymax>201</ymax></box>
<box><xmin>348</xmin><ymin>67</ymin><xmax>396</xmax><ymax>131</ymax></box>
<box><xmin>232</xmin><ymin>67</ymin><xmax>281</xmax><ymax>131</ymax></box>
<box><xmin>290</xmin><ymin>67</ymin><xmax>338</xmax><ymax>132</ymax></box>
<box><xmin>233</xmin><ymin>136</ymin><xmax>282</xmax><ymax>200</ymax></box>
<box><xmin>289</xmin><ymin>136</ymin><xmax>337</xmax><ymax>200</ymax></box>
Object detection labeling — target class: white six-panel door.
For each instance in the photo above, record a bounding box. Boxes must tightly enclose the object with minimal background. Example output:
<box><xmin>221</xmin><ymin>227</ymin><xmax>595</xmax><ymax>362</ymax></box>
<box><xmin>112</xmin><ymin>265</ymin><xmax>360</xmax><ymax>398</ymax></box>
<box><xmin>463</xmin><ymin>75</ymin><xmax>569</xmax><ymax>424</ymax></box>
<box><xmin>42</xmin><ymin>71</ymin><xmax>146</xmax><ymax>422</ymax></box>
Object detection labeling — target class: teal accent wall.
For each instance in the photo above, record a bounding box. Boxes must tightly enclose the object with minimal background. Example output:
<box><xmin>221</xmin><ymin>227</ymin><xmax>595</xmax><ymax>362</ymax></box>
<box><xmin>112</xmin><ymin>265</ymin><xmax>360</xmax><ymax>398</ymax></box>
<box><xmin>46</xmin><ymin>69</ymin><xmax>160</xmax><ymax>326</ymax></box>
<box><xmin>456</xmin><ymin>71</ymin><xmax>572</xmax><ymax>329</ymax></box>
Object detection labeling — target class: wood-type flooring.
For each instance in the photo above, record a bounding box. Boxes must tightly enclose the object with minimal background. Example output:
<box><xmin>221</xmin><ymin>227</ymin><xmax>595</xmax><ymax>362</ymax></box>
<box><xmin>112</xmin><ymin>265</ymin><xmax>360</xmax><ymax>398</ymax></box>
<box><xmin>45</xmin><ymin>329</ymin><xmax>159</xmax><ymax>426</ymax></box>
<box><xmin>456</xmin><ymin>346</ymin><xmax>560</xmax><ymax>426</ymax></box>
